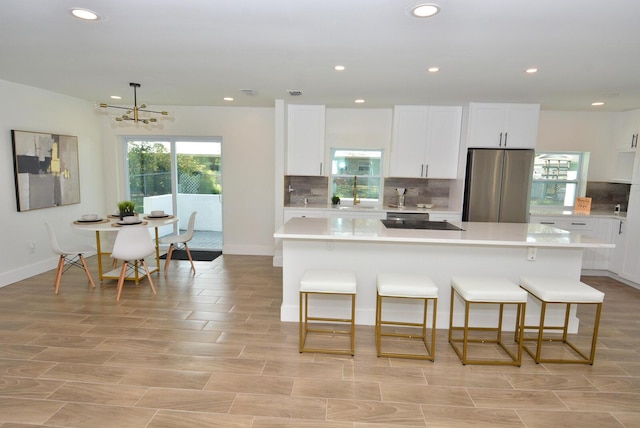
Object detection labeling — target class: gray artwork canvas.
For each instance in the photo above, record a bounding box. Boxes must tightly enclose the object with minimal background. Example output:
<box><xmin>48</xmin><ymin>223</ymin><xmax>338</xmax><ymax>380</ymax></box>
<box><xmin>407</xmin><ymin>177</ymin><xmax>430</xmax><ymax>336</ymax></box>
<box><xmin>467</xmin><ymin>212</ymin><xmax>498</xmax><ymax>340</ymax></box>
<box><xmin>11</xmin><ymin>130</ymin><xmax>80</xmax><ymax>211</ymax></box>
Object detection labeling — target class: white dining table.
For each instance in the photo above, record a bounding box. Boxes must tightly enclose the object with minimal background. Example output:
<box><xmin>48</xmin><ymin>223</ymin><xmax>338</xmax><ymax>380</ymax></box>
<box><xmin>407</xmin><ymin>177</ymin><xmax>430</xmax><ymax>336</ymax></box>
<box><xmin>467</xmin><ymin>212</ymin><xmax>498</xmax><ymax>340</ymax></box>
<box><xmin>72</xmin><ymin>214</ymin><xmax>179</xmax><ymax>282</ymax></box>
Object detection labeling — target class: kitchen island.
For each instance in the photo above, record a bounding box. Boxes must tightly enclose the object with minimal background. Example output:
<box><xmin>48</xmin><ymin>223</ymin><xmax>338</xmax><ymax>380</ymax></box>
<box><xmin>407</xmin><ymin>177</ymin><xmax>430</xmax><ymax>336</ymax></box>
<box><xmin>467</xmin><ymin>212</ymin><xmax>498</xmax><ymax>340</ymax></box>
<box><xmin>274</xmin><ymin>217</ymin><xmax>614</xmax><ymax>332</ymax></box>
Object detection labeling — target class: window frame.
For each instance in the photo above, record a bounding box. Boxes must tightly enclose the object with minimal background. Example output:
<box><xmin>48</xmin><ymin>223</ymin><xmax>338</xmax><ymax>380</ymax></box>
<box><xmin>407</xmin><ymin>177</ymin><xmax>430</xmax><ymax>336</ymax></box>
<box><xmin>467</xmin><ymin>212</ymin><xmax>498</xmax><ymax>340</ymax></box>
<box><xmin>530</xmin><ymin>151</ymin><xmax>587</xmax><ymax>210</ymax></box>
<box><xmin>330</xmin><ymin>148</ymin><xmax>384</xmax><ymax>205</ymax></box>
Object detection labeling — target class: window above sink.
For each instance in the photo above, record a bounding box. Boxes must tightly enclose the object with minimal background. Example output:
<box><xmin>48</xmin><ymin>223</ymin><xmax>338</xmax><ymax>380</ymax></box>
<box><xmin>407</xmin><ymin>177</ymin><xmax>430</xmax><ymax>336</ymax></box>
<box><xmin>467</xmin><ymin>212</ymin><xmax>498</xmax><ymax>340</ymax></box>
<box><xmin>330</xmin><ymin>148</ymin><xmax>383</xmax><ymax>206</ymax></box>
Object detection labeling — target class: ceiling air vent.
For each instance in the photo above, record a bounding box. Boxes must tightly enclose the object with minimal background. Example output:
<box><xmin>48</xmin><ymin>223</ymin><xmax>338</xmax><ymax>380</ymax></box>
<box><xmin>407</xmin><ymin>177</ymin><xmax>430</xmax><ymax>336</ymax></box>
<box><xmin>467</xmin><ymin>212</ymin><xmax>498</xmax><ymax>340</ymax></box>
<box><xmin>288</xmin><ymin>90</ymin><xmax>303</xmax><ymax>96</ymax></box>
<box><xmin>240</xmin><ymin>89</ymin><xmax>257</xmax><ymax>96</ymax></box>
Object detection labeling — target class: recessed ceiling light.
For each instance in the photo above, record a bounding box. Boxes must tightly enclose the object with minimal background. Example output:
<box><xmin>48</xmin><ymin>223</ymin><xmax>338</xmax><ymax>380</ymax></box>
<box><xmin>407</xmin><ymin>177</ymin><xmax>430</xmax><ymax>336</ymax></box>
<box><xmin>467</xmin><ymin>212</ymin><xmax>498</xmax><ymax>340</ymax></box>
<box><xmin>410</xmin><ymin>3</ymin><xmax>440</xmax><ymax>18</ymax></box>
<box><xmin>70</xmin><ymin>8</ymin><xmax>101</xmax><ymax>21</ymax></box>
<box><xmin>525</xmin><ymin>68</ymin><xmax>539</xmax><ymax>74</ymax></box>
<box><xmin>592</xmin><ymin>101</ymin><xmax>605</xmax><ymax>106</ymax></box>
<box><xmin>428</xmin><ymin>67</ymin><xmax>440</xmax><ymax>73</ymax></box>
<box><xmin>223</xmin><ymin>97</ymin><xmax>234</xmax><ymax>101</ymax></box>
<box><xmin>110</xmin><ymin>95</ymin><xmax>122</xmax><ymax>100</ymax></box>
<box><xmin>354</xmin><ymin>99</ymin><xmax>365</xmax><ymax>104</ymax></box>
<box><xmin>334</xmin><ymin>65</ymin><xmax>345</xmax><ymax>71</ymax></box>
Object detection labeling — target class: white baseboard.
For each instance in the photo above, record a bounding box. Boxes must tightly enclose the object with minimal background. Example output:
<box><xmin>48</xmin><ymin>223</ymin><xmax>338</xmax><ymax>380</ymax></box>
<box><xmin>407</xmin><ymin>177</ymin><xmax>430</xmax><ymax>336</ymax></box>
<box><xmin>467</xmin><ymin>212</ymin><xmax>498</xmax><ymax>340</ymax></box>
<box><xmin>221</xmin><ymin>244</ymin><xmax>274</xmax><ymax>256</ymax></box>
<box><xmin>0</xmin><ymin>257</ymin><xmax>59</xmax><ymax>288</ymax></box>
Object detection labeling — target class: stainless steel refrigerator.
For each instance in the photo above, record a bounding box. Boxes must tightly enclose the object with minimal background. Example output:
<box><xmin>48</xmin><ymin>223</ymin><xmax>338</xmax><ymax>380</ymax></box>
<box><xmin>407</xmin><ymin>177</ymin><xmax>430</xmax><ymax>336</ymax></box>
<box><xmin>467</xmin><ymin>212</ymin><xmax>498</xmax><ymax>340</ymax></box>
<box><xmin>462</xmin><ymin>148</ymin><xmax>534</xmax><ymax>223</ymax></box>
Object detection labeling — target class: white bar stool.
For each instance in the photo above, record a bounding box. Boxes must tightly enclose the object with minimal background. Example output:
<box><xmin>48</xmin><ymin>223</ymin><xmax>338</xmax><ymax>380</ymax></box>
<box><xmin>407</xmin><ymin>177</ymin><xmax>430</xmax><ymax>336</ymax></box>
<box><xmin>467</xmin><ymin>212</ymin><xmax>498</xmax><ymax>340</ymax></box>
<box><xmin>299</xmin><ymin>269</ymin><xmax>357</xmax><ymax>356</ymax></box>
<box><xmin>376</xmin><ymin>273</ymin><xmax>438</xmax><ymax>360</ymax></box>
<box><xmin>519</xmin><ymin>276</ymin><xmax>605</xmax><ymax>365</ymax></box>
<box><xmin>449</xmin><ymin>276</ymin><xmax>527</xmax><ymax>366</ymax></box>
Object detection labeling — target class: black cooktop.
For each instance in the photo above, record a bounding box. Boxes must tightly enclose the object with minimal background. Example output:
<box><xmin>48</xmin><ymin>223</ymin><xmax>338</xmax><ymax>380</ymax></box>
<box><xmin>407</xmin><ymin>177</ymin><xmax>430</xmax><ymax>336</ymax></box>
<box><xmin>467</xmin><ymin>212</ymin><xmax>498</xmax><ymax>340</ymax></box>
<box><xmin>381</xmin><ymin>219</ymin><xmax>464</xmax><ymax>231</ymax></box>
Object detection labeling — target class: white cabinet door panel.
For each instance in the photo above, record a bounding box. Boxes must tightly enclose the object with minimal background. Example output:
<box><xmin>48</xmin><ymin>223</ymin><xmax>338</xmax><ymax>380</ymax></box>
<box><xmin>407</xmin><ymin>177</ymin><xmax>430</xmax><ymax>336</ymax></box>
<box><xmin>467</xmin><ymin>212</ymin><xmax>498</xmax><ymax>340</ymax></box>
<box><xmin>287</xmin><ymin>105</ymin><xmax>326</xmax><ymax>176</ymax></box>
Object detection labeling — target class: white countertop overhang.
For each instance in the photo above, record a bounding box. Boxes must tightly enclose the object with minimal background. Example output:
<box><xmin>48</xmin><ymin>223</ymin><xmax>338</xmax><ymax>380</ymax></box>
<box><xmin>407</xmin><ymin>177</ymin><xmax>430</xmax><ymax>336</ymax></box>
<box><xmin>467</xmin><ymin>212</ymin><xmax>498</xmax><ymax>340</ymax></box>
<box><xmin>274</xmin><ymin>217</ymin><xmax>614</xmax><ymax>249</ymax></box>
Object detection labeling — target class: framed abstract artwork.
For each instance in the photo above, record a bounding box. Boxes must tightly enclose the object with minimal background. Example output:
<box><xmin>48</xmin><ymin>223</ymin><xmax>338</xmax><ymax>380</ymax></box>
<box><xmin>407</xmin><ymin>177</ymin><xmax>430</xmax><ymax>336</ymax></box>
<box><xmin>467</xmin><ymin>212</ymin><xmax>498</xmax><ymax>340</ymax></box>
<box><xmin>11</xmin><ymin>130</ymin><xmax>81</xmax><ymax>211</ymax></box>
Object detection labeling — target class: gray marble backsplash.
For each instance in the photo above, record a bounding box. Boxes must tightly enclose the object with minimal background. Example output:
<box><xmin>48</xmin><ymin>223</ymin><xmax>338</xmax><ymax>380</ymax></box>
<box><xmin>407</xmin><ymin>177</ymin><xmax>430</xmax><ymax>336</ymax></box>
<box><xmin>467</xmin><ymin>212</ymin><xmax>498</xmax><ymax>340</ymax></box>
<box><xmin>285</xmin><ymin>175</ymin><xmax>450</xmax><ymax>207</ymax></box>
<box><xmin>586</xmin><ymin>181</ymin><xmax>631</xmax><ymax>212</ymax></box>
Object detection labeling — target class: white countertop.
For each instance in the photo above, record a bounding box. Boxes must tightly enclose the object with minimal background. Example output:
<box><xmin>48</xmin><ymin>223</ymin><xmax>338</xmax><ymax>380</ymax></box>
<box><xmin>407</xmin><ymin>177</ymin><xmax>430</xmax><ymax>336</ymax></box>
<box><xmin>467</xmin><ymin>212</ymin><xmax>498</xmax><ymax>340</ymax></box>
<box><xmin>284</xmin><ymin>204</ymin><xmax>459</xmax><ymax>214</ymax></box>
<box><xmin>529</xmin><ymin>210</ymin><xmax>627</xmax><ymax>219</ymax></box>
<box><xmin>274</xmin><ymin>217</ymin><xmax>614</xmax><ymax>248</ymax></box>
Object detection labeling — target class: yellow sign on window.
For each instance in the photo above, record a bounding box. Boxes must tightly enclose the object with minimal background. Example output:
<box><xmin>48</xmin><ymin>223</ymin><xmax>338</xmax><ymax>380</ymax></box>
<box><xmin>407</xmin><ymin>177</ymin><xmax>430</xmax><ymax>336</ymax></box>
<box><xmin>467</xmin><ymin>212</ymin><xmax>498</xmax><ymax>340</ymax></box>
<box><xmin>574</xmin><ymin>197</ymin><xmax>592</xmax><ymax>215</ymax></box>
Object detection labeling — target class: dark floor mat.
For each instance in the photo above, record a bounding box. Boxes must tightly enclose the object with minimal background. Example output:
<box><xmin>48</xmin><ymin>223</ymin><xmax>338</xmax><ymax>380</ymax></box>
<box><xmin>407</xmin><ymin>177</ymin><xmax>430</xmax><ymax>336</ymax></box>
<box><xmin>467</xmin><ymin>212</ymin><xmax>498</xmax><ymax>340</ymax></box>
<box><xmin>160</xmin><ymin>250</ymin><xmax>222</xmax><ymax>261</ymax></box>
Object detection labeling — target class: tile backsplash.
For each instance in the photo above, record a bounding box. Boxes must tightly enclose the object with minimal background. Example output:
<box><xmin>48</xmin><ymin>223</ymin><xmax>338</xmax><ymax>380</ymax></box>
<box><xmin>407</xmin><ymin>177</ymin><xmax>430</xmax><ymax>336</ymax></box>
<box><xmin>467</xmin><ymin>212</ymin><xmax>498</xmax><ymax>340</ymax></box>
<box><xmin>586</xmin><ymin>181</ymin><xmax>631</xmax><ymax>212</ymax></box>
<box><xmin>285</xmin><ymin>175</ymin><xmax>450</xmax><ymax>208</ymax></box>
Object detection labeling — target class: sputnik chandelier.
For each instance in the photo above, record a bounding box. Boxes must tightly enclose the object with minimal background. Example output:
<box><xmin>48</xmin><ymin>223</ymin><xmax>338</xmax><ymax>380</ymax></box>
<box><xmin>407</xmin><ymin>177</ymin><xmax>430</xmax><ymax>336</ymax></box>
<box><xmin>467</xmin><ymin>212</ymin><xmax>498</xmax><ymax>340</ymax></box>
<box><xmin>99</xmin><ymin>82</ymin><xmax>170</xmax><ymax>124</ymax></box>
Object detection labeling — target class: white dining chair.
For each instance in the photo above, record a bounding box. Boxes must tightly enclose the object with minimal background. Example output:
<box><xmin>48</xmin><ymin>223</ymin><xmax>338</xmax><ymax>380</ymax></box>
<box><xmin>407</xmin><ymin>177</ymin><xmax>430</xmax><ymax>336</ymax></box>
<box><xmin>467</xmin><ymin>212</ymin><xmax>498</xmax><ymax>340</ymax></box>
<box><xmin>45</xmin><ymin>222</ymin><xmax>96</xmax><ymax>294</ymax></box>
<box><xmin>110</xmin><ymin>225</ymin><xmax>157</xmax><ymax>301</ymax></box>
<box><xmin>159</xmin><ymin>211</ymin><xmax>197</xmax><ymax>275</ymax></box>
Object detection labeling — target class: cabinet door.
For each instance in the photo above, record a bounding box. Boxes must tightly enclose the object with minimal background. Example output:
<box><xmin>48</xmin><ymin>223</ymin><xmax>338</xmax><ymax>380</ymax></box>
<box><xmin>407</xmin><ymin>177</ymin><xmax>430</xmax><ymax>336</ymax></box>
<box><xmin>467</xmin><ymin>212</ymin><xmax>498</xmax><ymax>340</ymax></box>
<box><xmin>504</xmin><ymin>104</ymin><xmax>540</xmax><ymax>149</ymax></box>
<box><xmin>429</xmin><ymin>212</ymin><xmax>462</xmax><ymax>222</ymax></box>
<box><xmin>467</xmin><ymin>103</ymin><xmax>539</xmax><ymax>149</ymax></box>
<box><xmin>424</xmin><ymin>107</ymin><xmax>462</xmax><ymax>178</ymax></box>
<box><xmin>621</xmin><ymin>186</ymin><xmax>640</xmax><ymax>283</ymax></box>
<box><xmin>609</xmin><ymin>219</ymin><xmax>626</xmax><ymax>274</ymax></box>
<box><xmin>390</xmin><ymin>106</ymin><xmax>429</xmax><ymax>177</ymax></box>
<box><xmin>467</xmin><ymin>103</ymin><xmax>508</xmax><ymax>148</ymax></box>
<box><xmin>529</xmin><ymin>216</ymin><xmax>598</xmax><ymax>269</ymax></box>
<box><xmin>613</xmin><ymin>109</ymin><xmax>640</xmax><ymax>150</ymax></box>
<box><xmin>283</xmin><ymin>209</ymin><xmax>327</xmax><ymax>223</ymax></box>
<box><xmin>287</xmin><ymin>105</ymin><xmax>326</xmax><ymax>175</ymax></box>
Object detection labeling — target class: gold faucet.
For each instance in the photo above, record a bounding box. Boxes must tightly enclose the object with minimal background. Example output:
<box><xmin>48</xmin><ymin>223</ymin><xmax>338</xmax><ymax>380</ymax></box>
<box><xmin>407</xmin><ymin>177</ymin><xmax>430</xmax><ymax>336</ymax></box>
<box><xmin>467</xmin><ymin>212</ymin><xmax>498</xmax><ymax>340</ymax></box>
<box><xmin>353</xmin><ymin>176</ymin><xmax>360</xmax><ymax>205</ymax></box>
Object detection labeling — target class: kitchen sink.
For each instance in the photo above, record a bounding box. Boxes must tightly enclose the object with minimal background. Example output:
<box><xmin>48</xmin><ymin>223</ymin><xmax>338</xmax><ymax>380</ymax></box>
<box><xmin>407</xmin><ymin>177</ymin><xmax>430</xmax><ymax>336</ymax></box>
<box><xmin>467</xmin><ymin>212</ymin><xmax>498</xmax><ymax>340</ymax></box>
<box><xmin>381</xmin><ymin>219</ymin><xmax>464</xmax><ymax>231</ymax></box>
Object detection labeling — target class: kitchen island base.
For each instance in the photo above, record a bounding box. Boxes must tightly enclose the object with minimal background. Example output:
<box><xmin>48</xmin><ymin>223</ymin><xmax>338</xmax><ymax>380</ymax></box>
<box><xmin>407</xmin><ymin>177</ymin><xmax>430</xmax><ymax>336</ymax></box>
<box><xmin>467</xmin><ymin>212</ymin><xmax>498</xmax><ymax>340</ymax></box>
<box><xmin>280</xmin><ymin>240</ymin><xmax>584</xmax><ymax>333</ymax></box>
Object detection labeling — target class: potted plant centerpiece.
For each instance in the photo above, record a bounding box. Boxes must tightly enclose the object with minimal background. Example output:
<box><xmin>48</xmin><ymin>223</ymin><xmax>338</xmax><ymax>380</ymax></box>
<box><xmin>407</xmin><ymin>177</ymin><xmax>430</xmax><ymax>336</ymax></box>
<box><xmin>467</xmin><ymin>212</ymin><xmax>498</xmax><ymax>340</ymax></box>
<box><xmin>117</xmin><ymin>200</ymin><xmax>136</xmax><ymax>220</ymax></box>
<box><xmin>331</xmin><ymin>195</ymin><xmax>341</xmax><ymax>206</ymax></box>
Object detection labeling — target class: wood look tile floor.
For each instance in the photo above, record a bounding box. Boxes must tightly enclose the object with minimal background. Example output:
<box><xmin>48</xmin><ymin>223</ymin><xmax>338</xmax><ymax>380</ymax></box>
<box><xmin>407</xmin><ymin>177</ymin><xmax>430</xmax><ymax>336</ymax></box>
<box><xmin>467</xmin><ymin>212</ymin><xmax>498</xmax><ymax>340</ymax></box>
<box><xmin>0</xmin><ymin>255</ymin><xmax>639</xmax><ymax>427</ymax></box>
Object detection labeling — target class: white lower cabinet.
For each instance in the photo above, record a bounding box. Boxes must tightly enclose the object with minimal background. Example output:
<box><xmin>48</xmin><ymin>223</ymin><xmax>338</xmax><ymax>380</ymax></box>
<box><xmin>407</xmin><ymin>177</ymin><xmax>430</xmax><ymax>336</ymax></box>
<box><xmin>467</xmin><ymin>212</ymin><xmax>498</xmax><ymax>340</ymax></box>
<box><xmin>530</xmin><ymin>216</ymin><xmax>601</xmax><ymax>269</ymax></box>
<box><xmin>608</xmin><ymin>218</ymin><xmax>627</xmax><ymax>275</ymax></box>
<box><xmin>621</xmin><ymin>186</ymin><xmax>640</xmax><ymax>283</ymax></box>
<box><xmin>324</xmin><ymin>210</ymin><xmax>385</xmax><ymax>220</ymax></box>
<box><xmin>283</xmin><ymin>209</ymin><xmax>326</xmax><ymax>223</ymax></box>
<box><xmin>429</xmin><ymin>212</ymin><xmax>462</xmax><ymax>222</ymax></box>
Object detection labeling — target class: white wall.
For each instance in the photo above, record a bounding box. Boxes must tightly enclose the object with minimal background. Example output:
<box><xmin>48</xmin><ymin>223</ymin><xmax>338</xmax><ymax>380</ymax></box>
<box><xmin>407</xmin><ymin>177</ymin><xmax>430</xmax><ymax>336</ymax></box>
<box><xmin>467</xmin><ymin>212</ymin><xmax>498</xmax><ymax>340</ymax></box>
<box><xmin>99</xmin><ymin>105</ymin><xmax>276</xmax><ymax>256</ymax></box>
<box><xmin>537</xmin><ymin>111</ymin><xmax>615</xmax><ymax>181</ymax></box>
<box><xmin>0</xmin><ymin>80</ymin><xmax>104</xmax><ymax>286</ymax></box>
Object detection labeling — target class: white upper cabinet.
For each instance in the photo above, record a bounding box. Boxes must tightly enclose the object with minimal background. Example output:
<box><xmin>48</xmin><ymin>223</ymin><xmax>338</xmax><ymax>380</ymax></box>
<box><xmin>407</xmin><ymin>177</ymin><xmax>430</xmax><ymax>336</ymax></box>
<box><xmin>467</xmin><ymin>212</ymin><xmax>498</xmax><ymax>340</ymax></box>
<box><xmin>390</xmin><ymin>105</ymin><xmax>462</xmax><ymax>178</ymax></box>
<box><xmin>613</xmin><ymin>108</ymin><xmax>640</xmax><ymax>150</ymax></box>
<box><xmin>467</xmin><ymin>103</ymin><xmax>540</xmax><ymax>148</ymax></box>
<box><xmin>287</xmin><ymin>105</ymin><xmax>326</xmax><ymax>176</ymax></box>
<box><xmin>612</xmin><ymin>109</ymin><xmax>640</xmax><ymax>183</ymax></box>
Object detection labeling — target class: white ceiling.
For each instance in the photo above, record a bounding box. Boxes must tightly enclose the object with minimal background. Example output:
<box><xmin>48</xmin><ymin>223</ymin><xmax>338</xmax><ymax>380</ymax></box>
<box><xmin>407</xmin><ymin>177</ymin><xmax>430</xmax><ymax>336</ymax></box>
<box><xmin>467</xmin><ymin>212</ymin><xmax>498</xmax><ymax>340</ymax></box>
<box><xmin>1</xmin><ymin>0</ymin><xmax>639</xmax><ymax>111</ymax></box>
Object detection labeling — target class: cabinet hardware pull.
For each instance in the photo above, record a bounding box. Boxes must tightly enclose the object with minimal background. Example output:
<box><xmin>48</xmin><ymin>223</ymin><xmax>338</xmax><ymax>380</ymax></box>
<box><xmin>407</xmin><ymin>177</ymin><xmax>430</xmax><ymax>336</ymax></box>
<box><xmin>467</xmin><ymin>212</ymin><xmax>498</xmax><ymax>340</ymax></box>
<box><xmin>499</xmin><ymin>132</ymin><xmax>503</xmax><ymax>147</ymax></box>
<box><xmin>421</xmin><ymin>164</ymin><xmax>424</xmax><ymax>177</ymax></box>
<box><xmin>619</xmin><ymin>220</ymin><xmax>624</xmax><ymax>234</ymax></box>
<box><xmin>541</xmin><ymin>221</ymin><xmax>555</xmax><ymax>225</ymax></box>
<box><xmin>425</xmin><ymin>164</ymin><xmax>428</xmax><ymax>177</ymax></box>
<box><xmin>319</xmin><ymin>162</ymin><xmax>323</xmax><ymax>175</ymax></box>
<box><xmin>571</xmin><ymin>222</ymin><xmax>586</xmax><ymax>226</ymax></box>
<box><xmin>504</xmin><ymin>132</ymin><xmax>508</xmax><ymax>147</ymax></box>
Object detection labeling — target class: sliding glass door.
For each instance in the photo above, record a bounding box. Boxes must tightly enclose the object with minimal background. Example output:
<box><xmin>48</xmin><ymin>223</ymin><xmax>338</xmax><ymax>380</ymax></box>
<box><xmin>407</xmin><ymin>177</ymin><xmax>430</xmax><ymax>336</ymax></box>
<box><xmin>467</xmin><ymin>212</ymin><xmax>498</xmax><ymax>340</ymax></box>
<box><xmin>123</xmin><ymin>137</ymin><xmax>222</xmax><ymax>250</ymax></box>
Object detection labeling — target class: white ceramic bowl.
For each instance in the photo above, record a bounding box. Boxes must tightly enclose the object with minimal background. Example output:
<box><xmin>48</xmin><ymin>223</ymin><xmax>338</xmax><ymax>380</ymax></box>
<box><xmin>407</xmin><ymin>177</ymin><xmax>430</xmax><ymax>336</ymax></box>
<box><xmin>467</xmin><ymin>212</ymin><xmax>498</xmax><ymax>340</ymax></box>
<box><xmin>123</xmin><ymin>215</ymin><xmax>139</xmax><ymax>224</ymax></box>
<box><xmin>81</xmin><ymin>214</ymin><xmax>98</xmax><ymax>221</ymax></box>
<box><xmin>151</xmin><ymin>210</ymin><xmax>165</xmax><ymax>217</ymax></box>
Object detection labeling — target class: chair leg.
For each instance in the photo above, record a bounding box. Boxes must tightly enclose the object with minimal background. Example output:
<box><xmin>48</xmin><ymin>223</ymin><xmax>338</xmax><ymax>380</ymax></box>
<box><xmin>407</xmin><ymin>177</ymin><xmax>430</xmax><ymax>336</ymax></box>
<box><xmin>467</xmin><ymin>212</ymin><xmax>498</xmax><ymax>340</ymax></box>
<box><xmin>116</xmin><ymin>262</ymin><xmax>128</xmax><ymax>301</ymax></box>
<box><xmin>141</xmin><ymin>260</ymin><xmax>157</xmax><ymax>295</ymax></box>
<box><xmin>54</xmin><ymin>255</ymin><xmax>65</xmax><ymax>294</ymax></box>
<box><xmin>164</xmin><ymin>244</ymin><xmax>174</xmax><ymax>275</ymax></box>
<box><xmin>79</xmin><ymin>254</ymin><xmax>96</xmax><ymax>288</ymax></box>
<box><xmin>183</xmin><ymin>243</ymin><xmax>196</xmax><ymax>274</ymax></box>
